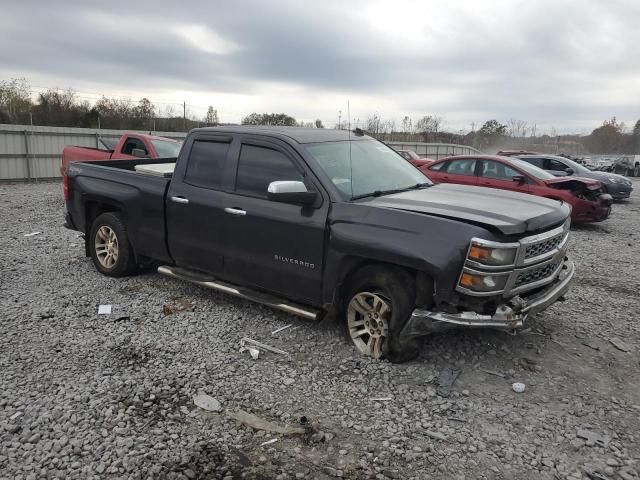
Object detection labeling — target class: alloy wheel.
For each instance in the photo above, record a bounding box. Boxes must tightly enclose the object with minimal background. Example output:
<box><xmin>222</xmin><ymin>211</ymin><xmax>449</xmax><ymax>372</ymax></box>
<box><xmin>347</xmin><ymin>292</ymin><xmax>391</xmax><ymax>359</ymax></box>
<box><xmin>94</xmin><ymin>225</ymin><xmax>119</xmax><ymax>269</ymax></box>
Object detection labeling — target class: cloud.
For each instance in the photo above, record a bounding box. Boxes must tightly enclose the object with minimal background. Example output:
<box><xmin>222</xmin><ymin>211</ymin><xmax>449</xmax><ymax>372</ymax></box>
<box><xmin>1</xmin><ymin>0</ymin><xmax>639</xmax><ymax>131</ymax></box>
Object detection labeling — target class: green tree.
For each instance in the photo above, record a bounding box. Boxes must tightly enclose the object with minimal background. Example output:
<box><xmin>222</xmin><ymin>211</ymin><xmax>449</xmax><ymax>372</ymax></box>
<box><xmin>586</xmin><ymin>117</ymin><xmax>625</xmax><ymax>153</ymax></box>
<box><xmin>241</xmin><ymin>112</ymin><xmax>297</xmax><ymax>126</ymax></box>
<box><xmin>205</xmin><ymin>106</ymin><xmax>219</xmax><ymax>125</ymax></box>
<box><xmin>632</xmin><ymin>119</ymin><xmax>640</xmax><ymax>153</ymax></box>
<box><xmin>478</xmin><ymin>119</ymin><xmax>508</xmax><ymax>137</ymax></box>
<box><xmin>0</xmin><ymin>78</ymin><xmax>32</xmax><ymax>123</ymax></box>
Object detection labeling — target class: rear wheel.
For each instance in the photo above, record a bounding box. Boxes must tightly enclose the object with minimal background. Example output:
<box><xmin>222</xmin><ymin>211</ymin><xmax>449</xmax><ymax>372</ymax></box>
<box><xmin>89</xmin><ymin>212</ymin><xmax>136</xmax><ymax>277</ymax></box>
<box><xmin>343</xmin><ymin>265</ymin><xmax>422</xmax><ymax>362</ymax></box>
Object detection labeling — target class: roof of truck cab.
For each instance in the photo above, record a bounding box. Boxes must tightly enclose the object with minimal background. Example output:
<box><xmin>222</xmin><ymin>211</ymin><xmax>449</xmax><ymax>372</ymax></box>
<box><xmin>190</xmin><ymin>126</ymin><xmax>371</xmax><ymax>144</ymax></box>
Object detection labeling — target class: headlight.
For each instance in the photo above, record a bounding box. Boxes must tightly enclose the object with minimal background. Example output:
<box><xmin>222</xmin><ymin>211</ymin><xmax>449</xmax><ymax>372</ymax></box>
<box><xmin>459</xmin><ymin>271</ymin><xmax>510</xmax><ymax>293</ymax></box>
<box><xmin>467</xmin><ymin>241</ymin><xmax>518</xmax><ymax>267</ymax></box>
<box><xmin>608</xmin><ymin>176</ymin><xmax>624</xmax><ymax>184</ymax></box>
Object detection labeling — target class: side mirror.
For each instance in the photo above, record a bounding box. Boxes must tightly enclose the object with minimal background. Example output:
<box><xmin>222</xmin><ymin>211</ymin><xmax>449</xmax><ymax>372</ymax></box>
<box><xmin>565</xmin><ymin>168</ymin><xmax>574</xmax><ymax>175</ymax></box>
<box><xmin>512</xmin><ymin>175</ymin><xmax>525</xmax><ymax>184</ymax></box>
<box><xmin>267</xmin><ymin>181</ymin><xmax>317</xmax><ymax>205</ymax></box>
<box><xmin>131</xmin><ymin>148</ymin><xmax>148</xmax><ymax>158</ymax></box>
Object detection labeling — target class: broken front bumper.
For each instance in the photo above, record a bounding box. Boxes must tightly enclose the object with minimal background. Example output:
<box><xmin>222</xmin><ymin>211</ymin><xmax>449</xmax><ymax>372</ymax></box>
<box><xmin>403</xmin><ymin>260</ymin><xmax>575</xmax><ymax>338</ymax></box>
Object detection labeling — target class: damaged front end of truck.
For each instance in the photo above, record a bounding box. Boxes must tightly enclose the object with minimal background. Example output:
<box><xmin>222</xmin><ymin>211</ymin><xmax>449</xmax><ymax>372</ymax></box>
<box><xmin>401</xmin><ymin>220</ymin><xmax>575</xmax><ymax>341</ymax></box>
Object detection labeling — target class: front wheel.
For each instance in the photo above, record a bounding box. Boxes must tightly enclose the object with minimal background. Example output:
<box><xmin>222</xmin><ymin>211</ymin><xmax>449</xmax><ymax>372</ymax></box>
<box><xmin>89</xmin><ymin>212</ymin><xmax>136</xmax><ymax>277</ymax></box>
<box><xmin>343</xmin><ymin>265</ymin><xmax>422</xmax><ymax>362</ymax></box>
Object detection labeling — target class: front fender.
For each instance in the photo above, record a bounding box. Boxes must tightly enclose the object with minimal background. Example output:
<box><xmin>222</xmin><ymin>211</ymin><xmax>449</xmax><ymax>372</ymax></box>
<box><xmin>323</xmin><ymin>203</ymin><xmax>498</xmax><ymax>306</ymax></box>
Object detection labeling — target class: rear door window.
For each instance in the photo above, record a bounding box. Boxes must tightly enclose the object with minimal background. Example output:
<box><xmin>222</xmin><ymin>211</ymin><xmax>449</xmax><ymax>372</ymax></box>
<box><xmin>183</xmin><ymin>140</ymin><xmax>231</xmax><ymax>189</ymax></box>
<box><xmin>235</xmin><ymin>145</ymin><xmax>303</xmax><ymax>198</ymax></box>
<box><xmin>480</xmin><ymin>161</ymin><xmax>520</xmax><ymax>180</ymax></box>
<box><xmin>548</xmin><ymin>159</ymin><xmax>568</xmax><ymax>171</ymax></box>
<box><xmin>445</xmin><ymin>159</ymin><xmax>477</xmax><ymax>176</ymax></box>
<box><xmin>521</xmin><ymin>157</ymin><xmax>545</xmax><ymax>168</ymax></box>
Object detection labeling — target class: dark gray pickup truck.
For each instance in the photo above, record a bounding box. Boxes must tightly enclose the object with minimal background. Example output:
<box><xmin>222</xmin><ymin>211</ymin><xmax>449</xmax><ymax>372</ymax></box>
<box><xmin>65</xmin><ymin>126</ymin><xmax>575</xmax><ymax>361</ymax></box>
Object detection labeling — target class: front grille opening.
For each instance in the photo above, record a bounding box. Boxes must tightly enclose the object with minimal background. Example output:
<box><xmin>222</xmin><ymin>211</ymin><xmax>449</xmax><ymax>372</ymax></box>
<box><xmin>515</xmin><ymin>262</ymin><xmax>558</xmax><ymax>287</ymax></box>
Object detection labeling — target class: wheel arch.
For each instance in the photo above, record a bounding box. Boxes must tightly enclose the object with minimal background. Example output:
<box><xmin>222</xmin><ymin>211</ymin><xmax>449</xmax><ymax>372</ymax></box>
<box><xmin>329</xmin><ymin>256</ymin><xmax>434</xmax><ymax>316</ymax></box>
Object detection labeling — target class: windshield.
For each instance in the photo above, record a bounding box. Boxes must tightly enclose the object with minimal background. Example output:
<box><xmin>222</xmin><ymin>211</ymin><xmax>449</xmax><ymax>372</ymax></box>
<box><xmin>510</xmin><ymin>159</ymin><xmax>557</xmax><ymax>180</ymax></box>
<box><xmin>151</xmin><ymin>139</ymin><xmax>181</xmax><ymax>157</ymax></box>
<box><xmin>305</xmin><ymin>140</ymin><xmax>430</xmax><ymax>199</ymax></box>
<box><xmin>556</xmin><ymin>157</ymin><xmax>590</xmax><ymax>174</ymax></box>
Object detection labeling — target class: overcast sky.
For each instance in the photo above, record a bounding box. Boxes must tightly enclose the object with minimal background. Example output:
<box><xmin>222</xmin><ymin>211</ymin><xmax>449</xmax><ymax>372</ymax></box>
<box><xmin>1</xmin><ymin>0</ymin><xmax>639</xmax><ymax>133</ymax></box>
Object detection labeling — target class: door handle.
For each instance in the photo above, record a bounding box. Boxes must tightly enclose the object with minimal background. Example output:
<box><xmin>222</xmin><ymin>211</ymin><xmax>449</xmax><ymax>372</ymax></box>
<box><xmin>170</xmin><ymin>196</ymin><xmax>189</xmax><ymax>204</ymax></box>
<box><xmin>224</xmin><ymin>207</ymin><xmax>247</xmax><ymax>216</ymax></box>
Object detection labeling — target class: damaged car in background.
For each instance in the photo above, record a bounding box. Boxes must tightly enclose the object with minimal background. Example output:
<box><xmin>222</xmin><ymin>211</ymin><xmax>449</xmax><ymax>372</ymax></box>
<box><xmin>64</xmin><ymin>127</ymin><xmax>574</xmax><ymax>362</ymax></box>
<box><xmin>505</xmin><ymin>153</ymin><xmax>634</xmax><ymax>201</ymax></box>
<box><xmin>422</xmin><ymin>155</ymin><xmax>613</xmax><ymax>223</ymax></box>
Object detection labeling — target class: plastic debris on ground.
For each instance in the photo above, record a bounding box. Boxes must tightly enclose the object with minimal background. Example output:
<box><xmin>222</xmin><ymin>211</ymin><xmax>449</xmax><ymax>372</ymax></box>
<box><xmin>260</xmin><ymin>438</ymin><xmax>279</xmax><ymax>446</ymax></box>
<box><xmin>271</xmin><ymin>324</ymin><xmax>293</xmax><ymax>335</ymax></box>
<box><xmin>97</xmin><ymin>305</ymin><xmax>112</xmax><ymax>315</ymax></box>
<box><xmin>23</xmin><ymin>232</ymin><xmax>41</xmax><ymax>237</ymax></box>
<box><xmin>436</xmin><ymin>366</ymin><xmax>460</xmax><ymax>397</ymax></box>
<box><xmin>227</xmin><ymin>409</ymin><xmax>306</xmax><ymax>435</ymax></box>
<box><xmin>239</xmin><ymin>337</ymin><xmax>289</xmax><ymax>358</ymax></box>
<box><xmin>609</xmin><ymin>337</ymin><xmax>632</xmax><ymax>352</ymax></box>
<box><xmin>193</xmin><ymin>393</ymin><xmax>222</xmax><ymax>412</ymax></box>
<box><xmin>512</xmin><ymin>382</ymin><xmax>526</xmax><ymax>393</ymax></box>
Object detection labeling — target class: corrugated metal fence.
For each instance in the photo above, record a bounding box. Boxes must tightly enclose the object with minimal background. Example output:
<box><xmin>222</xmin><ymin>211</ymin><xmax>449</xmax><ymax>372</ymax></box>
<box><xmin>0</xmin><ymin>124</ymin><xmax>481</xmax><ymax>181</ymax></box>
<box><xmin>0</xmin><ymin>124</ymin><xmax>186</xmax><ymax>181</ymax></box>
<box><xmin>385</xmin><ymin>142</ymin><xmax>481</xmax><ymax>160</ymax></box>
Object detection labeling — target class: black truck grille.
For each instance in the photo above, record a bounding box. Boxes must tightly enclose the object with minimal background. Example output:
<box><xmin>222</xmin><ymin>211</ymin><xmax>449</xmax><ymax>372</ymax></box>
<box><xmin>524</xmin><ymin>233</ymin><xmax>566</xmax><ymax>260</ymax></box>
<box><xmin>515</xmin><ymin>262</ymin><xmax>559</xmax><ymax>288</ymax></box>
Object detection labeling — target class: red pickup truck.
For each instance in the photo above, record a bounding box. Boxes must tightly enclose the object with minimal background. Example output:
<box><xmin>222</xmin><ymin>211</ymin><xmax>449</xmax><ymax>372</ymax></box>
<box><xmin>61</xmin><ymin>133</ymin><xmax>181</xmax><ymax>198</ymax></box>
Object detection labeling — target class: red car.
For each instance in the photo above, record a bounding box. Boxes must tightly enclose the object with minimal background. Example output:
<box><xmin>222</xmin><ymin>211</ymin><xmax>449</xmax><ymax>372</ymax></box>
<box><xmin>420</xmin><ymin>155</ymin><xmax>612</xmax><ymax>223</ymax></box>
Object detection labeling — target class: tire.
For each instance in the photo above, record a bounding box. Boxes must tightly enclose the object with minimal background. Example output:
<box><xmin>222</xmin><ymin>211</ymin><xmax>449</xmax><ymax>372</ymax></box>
<box><xmin>89</xmin><ymin>212</ymin><xmax>136</xmax><ymax>277</ymax></box>
<box><xmin>342</xmin><ymin>265</ymin><xmax>422</xmax><ymax>363</ymax></box>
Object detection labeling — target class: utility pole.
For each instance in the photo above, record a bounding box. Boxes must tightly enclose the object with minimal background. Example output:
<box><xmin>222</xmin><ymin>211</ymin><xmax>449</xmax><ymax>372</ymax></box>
<box><xmin>183</xmin><ymin>101</ymin><xmax>186</xmax><ymax>131</ymax></box>
<box><xmin>338</xmin><ymin>110</ymin><xmax>342</xmax><ymax>129</ymax></box>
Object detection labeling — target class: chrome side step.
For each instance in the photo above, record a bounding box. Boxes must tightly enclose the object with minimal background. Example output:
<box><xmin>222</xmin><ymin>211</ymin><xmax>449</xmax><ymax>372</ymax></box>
<box><xmin>157</xmin><ymin>265</ymin><xmax>320</xmax><ymax>321</ymax></box>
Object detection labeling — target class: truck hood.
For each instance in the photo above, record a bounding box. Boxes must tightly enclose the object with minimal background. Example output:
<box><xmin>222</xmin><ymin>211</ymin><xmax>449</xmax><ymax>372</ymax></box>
<box><xmin>363</xmin><ymin>184</ymin><xmax>570</xmax><ymax>235</ymax></box>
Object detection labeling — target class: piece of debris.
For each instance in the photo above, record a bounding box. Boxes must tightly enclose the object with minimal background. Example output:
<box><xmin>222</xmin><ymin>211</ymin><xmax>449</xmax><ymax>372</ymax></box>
<box><xmin>576</xmin><ymin>428</ymin><xmax>610</xmax><ymax>448</ymax></box>
<box><xmin>97</xmin><ymin>305</ymin><xmax>112</xmax><ymax>315</ymax></box>
<box><xmin>436</xmin><ymin>367</ymin><xmax>460</xmax><ymax>397</ymax></box>
<box><xmin>240</xmin><ymin>347</ymin><xmax>260</xmax><ymax>360</ymax></box>
<box><xmin>513</xmin><ymin>357</ymin><xmax>538</xmax><ymax>371</ymax></box>
<box><xmin>162</xmin><ymin>298</ymin><xmax>195</xmax><ymax>315</ymax></box>
<box><xmin>447</xmin><ymin>416</ymin><xmax>467</xmax><ymax>423</ymax></box>
<box><xmin>180</xmin><ymin>406</ymin><xmax>190</xmax><ymax>416</ymax></box>
<box><xmin>479</xmin><ymin>368</ymin><xmax>506</xmax><ymax>378</ymax></box>
<box><xmin>239</xmin><ymin>337</ymin><xmax>289</xmax><ymax>357</ymax></box>
<box><xmin>193</xmin><ymin>393</ymin><xmax>222</xmax><ymax>412</ymax></box>
<box><xmin>512</xmin><ymin>382</ymin><xmax>526</xmax><ymax>393</ymax></box>
<box><xmin>271</xmin><ymin>324</ymin><xmax>293</xmax><ymax>335</ymax></box>
<box><xmin>371</xmin><ymin>397</ymin><xmax>392</xmax><ymax>401</ymax></box>
<box><xmin>581</xmin><ymin>341</ymin><xmax>600</xmax><ymax>351</ymax></box>
<box><xmin>609</xmin><ymin>338</ymin><xmax>632</xmax><ymax>352</ymax></box>
<box><xmin>425</xmin><ymin>430</ymin><xmax>447</xmax><ymax>441</ymax></box>
<box><xmin>23</xmin><ymin>232</ymin><xmax>41</xmax><ymax>237</ymax></box>
<box><xmin>114</xmin><ymin>316</ymin><xmax>130</xmax><ymax>322</ymax></box>
<box><xmin>260</xmin><ymin>438</ymin><xmax>279</xmax><ymax>446</ymax></box>
<box><xmin>227</xmin><ymin>410</ymin><xmax>306</xmax><ymax>435</ymax></box>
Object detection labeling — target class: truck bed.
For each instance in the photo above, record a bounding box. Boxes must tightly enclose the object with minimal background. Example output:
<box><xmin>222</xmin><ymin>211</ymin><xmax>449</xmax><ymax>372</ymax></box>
<box><xmin>66</xmin><ymin>157</ymin><xmax>179</xmax><ymax>264</ymax></box>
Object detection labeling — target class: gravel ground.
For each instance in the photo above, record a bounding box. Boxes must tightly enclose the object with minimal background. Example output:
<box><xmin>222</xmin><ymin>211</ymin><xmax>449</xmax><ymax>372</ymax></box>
<box><xmin>1</xmin><ymin>181</ymin><xmax>639</xmax><ymax>480</ymax></box>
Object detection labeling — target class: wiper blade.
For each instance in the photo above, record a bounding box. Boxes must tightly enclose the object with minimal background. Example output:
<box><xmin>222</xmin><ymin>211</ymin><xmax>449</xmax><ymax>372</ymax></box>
<box><xmin>350</xmin><ymin>183</ymin><xmax>431</xmax><ymax>201</ymax></box>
